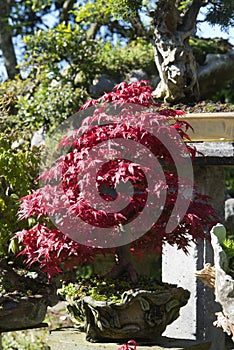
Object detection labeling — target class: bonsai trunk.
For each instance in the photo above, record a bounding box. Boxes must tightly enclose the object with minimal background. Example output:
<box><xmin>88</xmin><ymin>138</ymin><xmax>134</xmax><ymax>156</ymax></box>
<box><xmin>105</xmin><ymin>244</ymin><xmax>138</xmax><ymax>282</ymax></box>
<box><xmin>152</xmin><ymin>0</ymin><xmax>204</xmax><ymax>102</ymax></box>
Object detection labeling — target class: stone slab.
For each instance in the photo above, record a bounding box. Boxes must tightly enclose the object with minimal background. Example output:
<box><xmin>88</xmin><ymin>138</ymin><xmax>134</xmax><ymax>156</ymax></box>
<box><xmin>47</xmin><ymin>328</ymin><xmax>211</xmax><ymax>350</ymax></box>
<box><xmin>192</xmin><ymin>142</ymin><xmax>234</xmax><ymax>165</ymax></box>
<box><xmin>193</xmin><ymin>142</ymin><xmax>234</xmax><ymax>157</ymax></box>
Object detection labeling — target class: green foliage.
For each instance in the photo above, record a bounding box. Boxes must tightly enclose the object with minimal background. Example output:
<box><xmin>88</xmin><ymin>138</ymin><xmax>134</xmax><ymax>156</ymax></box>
<box><xmin>221</xmin><ymin>239</ymin><xmax>234</xmax><ymax>260</ymax></box>
<box><xmin>25</xmin><ymin>0</ymin><xmax>53</xmax><ymax>12</ymax></box>
<box><xmin>214</xmin><ymin>79</ymin><xmax>234</xmax><ymax>103</ymax></box>
<box><xmin>23</xmin><ymin>23</ymin><xmax>102</xmax><ymax>85</ymax></box>
<box><xmin>177</xmin><ymin>0</ymin><xmax>193</xmax><ymax>12</ymax></box>
<box><xmin>13</xmin><ymin>23</ymin><xmax>103</xmax><ymax>128</ymax></box>
<box><xmin>107</xmin><ymin>0</ymin><xmax>142</xmax><ymax>19</ymax></box>
<box><xmin>0</xmin><ymin>25</ymin><xmax>93</xmax><ymax>130</ymax></box>
<box><xmin>98</xmin><ymin>38</ymin><xmax>154</xmax><ymax>78</ymax></box>
<box><xmin>9</xmin><ymin>0</ymin><xmax>53</xmax><ymax>37</ymax></box>
<box><xmin>75</xmin><ymin>0</ymin><xmax>113</xmax><ymax>23</ymax></box>
<box><xmin>75</xmin><ymin>0</ymin><xmax>142</xmax><ymax>22</ymax></box>
<box><xmin>59</xmin><ymin>275</ymin><xmax>165</xmax><ymax>303</ymax></box>
<box><xmin>17</xmin><ymin>77</ymin><xmax>88</xmax><ymax>130</ymax></box>
<box><xmin>189</xmin><ymin>36</ymin><xmax>232</xmax><ymax>65</ymax></box>
<box><xmin>226</xmin><ymin>168</ymin><xmax>234</xmax><ymax>192</ymax></box>
<box><xmin>0</xmin><ymin>76</ymin><xmax>32</xmax><ymax>118</ymax></box>
<box><xmin>206</xmin><ymin>0</ymin><xmax>234</xmax><ymax>30</ymax></box>
<box><xmin>3</xmin><ymin>25</ymin><xmax>155</xmax><ymax>131</ymax></box>
<box><xmin>23</xmin><ymin>22</ymin><xmax>154</xmax><ymax>82</ymax></box>
<box><xmin>177</xmin><ymin>0</ymin><xmax>234</xmax><ymax>29</ymax></box>
<box><xmin>0</xmin><ymin>126</ymin><xmax>40</xmax><ymax>258</ymax></box>
<box><xmin>2</xmin><ymin>330</ymin><xmax>48</xmax><ymax>350</ymax></box>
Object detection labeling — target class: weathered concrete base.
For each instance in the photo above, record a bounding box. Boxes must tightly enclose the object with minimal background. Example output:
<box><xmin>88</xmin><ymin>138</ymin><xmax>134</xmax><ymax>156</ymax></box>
<box><xmin>162</xmin><ymin>165</ymin><xmax>227</xmax><ymax>349</ymax></box>
<box><xmin>162</xmin><ymin>242</ymin><xmax>199</xmax><ymax>340</ymax></box>
<box><xmin>47</xmin><ymin>328</ymin><xmax>211</xmax><ymax>350</ymax></box>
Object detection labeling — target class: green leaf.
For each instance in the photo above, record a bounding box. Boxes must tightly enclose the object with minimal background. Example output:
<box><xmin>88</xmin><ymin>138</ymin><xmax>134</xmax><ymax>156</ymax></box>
<box><xmin>8</xmin><ymin>238</ymin><xmax>19</xmax><ymax>255</ymax></box>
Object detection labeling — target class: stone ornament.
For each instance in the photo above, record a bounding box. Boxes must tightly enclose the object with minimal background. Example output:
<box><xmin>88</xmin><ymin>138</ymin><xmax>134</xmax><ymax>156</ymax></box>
<box><xmin>195</xmin><ymin>263</ymin><xmax>216</xmax><ymax>289</ymax></box>
<box><xmin>196</xmin><ymin>223</ymin><xmax>234</xmax><ymax>341</ymax></box>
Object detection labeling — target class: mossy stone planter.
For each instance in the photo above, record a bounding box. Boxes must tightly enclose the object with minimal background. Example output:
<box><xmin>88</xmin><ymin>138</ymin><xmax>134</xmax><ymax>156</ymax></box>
<box><xmin>0</xmin><ymin>294</ymin><xmax>49</xmax><ymax>331</ymax></box>
<box><xmin>67</xmin><ymin>285</ymin><xmax>190</xmax><ymax>342</ymax></box>
<box><xmin>0</xmin><ymin>263</ymin><xmax>59</xmax><ymax>331</ymax></box>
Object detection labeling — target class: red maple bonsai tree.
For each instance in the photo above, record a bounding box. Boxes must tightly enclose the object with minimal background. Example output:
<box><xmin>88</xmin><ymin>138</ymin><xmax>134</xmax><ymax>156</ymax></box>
<box><xmin>15</xmin><ymin>81</ymin><xmax>217</xmax><ymax>282</ymax></box>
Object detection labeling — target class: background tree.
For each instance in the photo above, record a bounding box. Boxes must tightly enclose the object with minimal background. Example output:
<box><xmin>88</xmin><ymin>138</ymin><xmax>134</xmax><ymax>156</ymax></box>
<box><xmin>0</xmin><ymin>0</ymin><xmax>77</xmax><ymax>80</ymax></box>
<box><xmin>1</xmin><ymin>0</ymin><xmax>234</xmax><ymax>102</ymax></box>
<box><xmin>0</xmin><ymin>0</ymin><xmax>19</xmax><ymax>79</ymax></box>
<box><xmin>151</xmin><ymin>0</ymin><xmax>234</xmax><ymax>101</ymax></box>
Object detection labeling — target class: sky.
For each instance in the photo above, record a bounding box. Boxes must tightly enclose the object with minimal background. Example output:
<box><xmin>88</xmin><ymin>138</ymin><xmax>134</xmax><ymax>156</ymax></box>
<box><xmin>198</xmin><ymin>23</ymin><xmax>234</xmax><ymax>44</ymax></box>
<box><xmin>197</xmin><ymin>13</ymin><xmax>234</xmax><ymax>44</ymax></box>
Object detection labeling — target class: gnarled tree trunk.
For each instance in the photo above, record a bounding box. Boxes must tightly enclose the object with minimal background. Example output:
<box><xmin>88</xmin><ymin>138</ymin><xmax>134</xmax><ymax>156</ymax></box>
<box><xmin>105</xmin><ymin>244</ymin><xmax>138</xmax><ymax>282</ymax></box>
<box><xmin>152</xmin><ymin>0</ymin><xmax>204</xmax><ymax>102</ymax></box>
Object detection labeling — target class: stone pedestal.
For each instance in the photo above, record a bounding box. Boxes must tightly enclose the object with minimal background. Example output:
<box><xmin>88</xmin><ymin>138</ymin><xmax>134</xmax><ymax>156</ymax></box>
<box><xmin>47</xmin><ymin>328</ymin><xmax>211</xmax><ymax>350</ymax></box>
<box><xmin>162</xmin><ymin>141</ymin><xmax>234</xmax><ymax>350</ymax></box>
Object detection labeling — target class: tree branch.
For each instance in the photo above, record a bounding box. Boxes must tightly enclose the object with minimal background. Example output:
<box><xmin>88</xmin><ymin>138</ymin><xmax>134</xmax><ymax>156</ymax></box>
<box><xmin>60</xmin><ymin>0</ymin><xmax>76</xmax><ymax>23</ymax></box>
<box><xmin>153</xmin><ymin>0</ymin><xmax>181</xmax><ymax>35</ymax></box>
<box><xmin>87</xmin><ymin>22</ymin><xmax>101</xmax><ymax>40</ymax></box>
<box><xmin>107</xmin><ymin>20</ymin><xmax>132</xmax><ymax>39</ymax></box>
<box><xmin>180</xmin><ymin>0</ymin><xmax>206</xmax><ymax>33</ymax></box>
<box><xmin>129</xmin><ymin>11</ymin><xmax>148</xmax><ymax>39</ymax></box>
